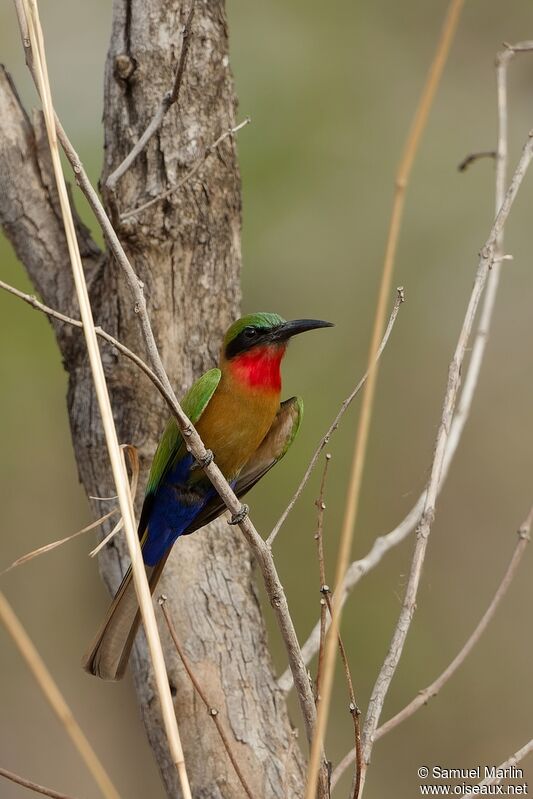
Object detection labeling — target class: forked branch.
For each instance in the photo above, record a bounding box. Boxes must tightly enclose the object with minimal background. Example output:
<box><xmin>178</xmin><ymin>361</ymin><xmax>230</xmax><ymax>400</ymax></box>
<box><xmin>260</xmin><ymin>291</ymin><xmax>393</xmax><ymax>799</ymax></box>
<box><xmin>361</xmin><ymin>127</ymin><xmax>533</xmax><ymax>779</ymax></box>
<box><xmin>331</xmin><ymin>507</ymin><xmax>532</xmax><ymax>789</ymax></box>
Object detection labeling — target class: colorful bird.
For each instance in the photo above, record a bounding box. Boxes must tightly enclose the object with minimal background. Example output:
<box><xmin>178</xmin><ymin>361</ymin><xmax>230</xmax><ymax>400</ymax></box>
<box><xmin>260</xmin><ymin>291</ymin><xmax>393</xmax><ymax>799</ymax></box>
<box><xmin>83</xmin><ymin>312</ymin><xmax>332</xmax><ymax>680</ymax></box>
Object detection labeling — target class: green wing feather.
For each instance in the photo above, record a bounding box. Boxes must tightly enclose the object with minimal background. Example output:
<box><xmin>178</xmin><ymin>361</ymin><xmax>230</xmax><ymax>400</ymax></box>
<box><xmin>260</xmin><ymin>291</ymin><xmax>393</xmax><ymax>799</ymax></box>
<box><xmin>182</xmin><ymin>396</ymin><xmax>303</xmax><ymax>535</ymax></box>
<box><xmin>143</xmin><ymin>368</ymin><xmax>221</xmax><ymax>499</ymax></box>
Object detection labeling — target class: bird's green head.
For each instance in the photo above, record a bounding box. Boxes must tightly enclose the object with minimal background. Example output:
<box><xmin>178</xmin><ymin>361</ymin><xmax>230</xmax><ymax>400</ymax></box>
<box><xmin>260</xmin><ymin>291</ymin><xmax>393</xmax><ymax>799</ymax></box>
<box><xmin>222</xmin><ymin>312</ymin><xmax>333</xmax><ymax>391</ymax></box>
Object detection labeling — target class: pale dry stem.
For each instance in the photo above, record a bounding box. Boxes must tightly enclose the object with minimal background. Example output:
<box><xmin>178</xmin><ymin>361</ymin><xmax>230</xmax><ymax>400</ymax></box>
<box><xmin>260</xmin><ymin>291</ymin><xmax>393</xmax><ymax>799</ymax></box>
<box><xmin>17</xmin><ymin>2</ymin><xmax>192</xmax><ymax>796</ymax></box>
<box><xmin>0</xmin><ymin>593</ymin><xmax>119</xmax><ymax>799</ymax></box>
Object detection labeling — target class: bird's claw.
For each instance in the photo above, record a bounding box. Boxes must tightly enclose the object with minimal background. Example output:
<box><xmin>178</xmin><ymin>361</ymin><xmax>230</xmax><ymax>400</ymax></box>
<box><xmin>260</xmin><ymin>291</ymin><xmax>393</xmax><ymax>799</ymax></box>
<box><xmin>196</xmin><ymin>449</ymin><xmax>214</xmax><ymax>468</ymax></box>
<box><xmin>228</xmin><ymin>504</ymin><xmax>249</xmax><ymax>525</ymax></box>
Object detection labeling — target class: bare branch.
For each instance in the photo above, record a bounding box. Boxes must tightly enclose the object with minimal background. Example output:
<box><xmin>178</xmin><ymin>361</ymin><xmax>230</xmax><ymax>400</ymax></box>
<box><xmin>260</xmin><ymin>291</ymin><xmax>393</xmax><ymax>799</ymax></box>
<box><xmin>280</xmin><ymin>38</ymin><xmax>532</xmax><ymax>694</ymax></box>
<box><xmin>361</xmin><ymin>129</ymin><xmax>533</xmax><ymax>776</ymax></box>
<box><xmin>159</xmin><ymin>597</ymin><xmax>255</xmax><ymax>799</ymax></box>
<box><xmin>375</xmin><ymin>512</ymin><xmax>531</xmax><ymax>740</ymax></box>
<box><xmin>268</xmin><ymin>288</ymin><xmax>404</xmax><ymax>548</ymax></box>
<box><xmin>1</xmin><ymin>509</ymin><xmax>117</xmax><ymax>576</ymax></box>
<box><xmin>0</xmin><ymin>766</ymin><xmax>80</xmax><ymax>799</ymax></box>
<box><xmin>331</xmin><ymin>508</ymin><xmax>532</xmax><ymax>788</ymax></box>
<box><xmin>457</xmin><ymin>150</ymin><xmax>496</xmax><ymax>172</ymax></box>
<box><xmin>0</xmin><ymin>593</ymin><xmax>119</xmax><ymax>799</ymax></box>
<box><xmin>501</xmin><ymin>40</ymin><xmax>533</xmax><ymax>53</ymax></box>
<box><xmin>120</xmin><ymin>118</ymin><xmax>251</xmax><ymax>221</ymax></box>
<box><xmin>105</xmin><ymin>0</ymin><xmax>196</xmax><ymax>190</ymax></box>
<box><xmin>464</xmin><ymin>739</ymin><xmax>533</xmax><ymax>794</ymax></box>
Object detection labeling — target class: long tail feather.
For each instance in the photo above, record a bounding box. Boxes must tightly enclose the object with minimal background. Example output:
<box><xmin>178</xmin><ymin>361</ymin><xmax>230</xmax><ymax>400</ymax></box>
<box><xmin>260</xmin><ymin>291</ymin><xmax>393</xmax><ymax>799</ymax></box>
<box><xmin>82</xmin><ymin>553</ymin><xmax>169</xmax><ymax>681</ymax></box>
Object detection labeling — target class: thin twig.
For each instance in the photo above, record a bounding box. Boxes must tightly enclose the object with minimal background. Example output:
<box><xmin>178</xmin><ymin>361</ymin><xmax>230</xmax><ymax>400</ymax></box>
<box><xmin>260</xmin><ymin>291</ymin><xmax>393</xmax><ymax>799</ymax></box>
<box><xmin>120</xmin><ymin>118</ymin><xmax>251</xmax><ymax>220</ymax></box>
<box><xmin>314</xmin><ymin>456</ymin><xmax>362</xmax><ymax>798</ymax></box>
<box><xmin>331</xmin><ymin>507</ymin><xmax>532</xmax><ymax>789</ymax></box>
<box><xmin>502</xmin><ymin>40</ymin><xmax>533</xmax><ymax>53</ymax></box>
<box><xmin>159</xmin><ymin>597</ymin><xmax>255</xmax><ymax>799</ymax></box>
<box><xmin>14</xmin><ymin>3</ymin><xmax>321</xmax><ymax>766</ymax></box>
<box><xmin>1</xmin><ymin>509</ymin><xmax>117</xmax><ymax>576</ymax></box>
<box><xmin>0</xmin><ymin>766</ymin><xmax>81</xmax><ymax>799</ymax></box>
<box><xmin>323</xmin><ymin>593</ymin><xmax>362</xmax><ymax>799</ymax></box>
<box><xmin>268</xmin><ymin>288</ymin><xmax>404</xmax><ymax>548</ymax></box>
<box><xmin>315</xmin><ymin>454</ymin><xmax>332</xmax><ymax>702</ymax></box>
<box><xmin>457</xmin><ymin>150</ymin><xmax>496</xmax><ymax>172</ymax></box>
<box><xmin>17</xmin><ymin>4</ymin><xmax>192</xmax><ymax>796</ymax></box>
<box><xmin>0</xmin><ymin>280</ymin><xmax>176</xmax><ymax>411</ymax></box>
<box><xmin>375</xmin><ymin>511</ymin><xmax>531</xmax><ymax>740</ymax></box>
<box><xmin>0</xmin><ymin>593</ymin><xmax>119</xmax><ymax>799</ymax></box>
<box><xmin>304</xmin><ymin>2</ymin><xmax>465</xmax><ymax>796</ymax></box>
<box><xmin>466</xmin><ymin>739</ymin><xmax>533</xmax><ymax>793</ymax></box>
<box><xmin>89</xmin><ymin>445</ymin><xmax>140</xmax><ymax>557</ymax></box>
<box><xmin>106</xmin><ymin>0</ymin><xmax>196</xmax><ymax>190</ymax></box>
<box><xmin>361</xmin><ymin>130</ymin><xmax>533</xmax><ymax>781</ymax></box>
<box><xmin>280</xmin><ymin>39</ymin><xmax>531</xmax><ymax>695</ymax></box>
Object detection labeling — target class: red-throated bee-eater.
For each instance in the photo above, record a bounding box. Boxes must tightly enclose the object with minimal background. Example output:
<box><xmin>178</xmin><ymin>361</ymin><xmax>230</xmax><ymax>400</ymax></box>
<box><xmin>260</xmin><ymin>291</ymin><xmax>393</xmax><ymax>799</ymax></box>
<box><xmin>83</xmin><ymin>312</ymin><xmax>332</xmax><ymax>680</ymax></box>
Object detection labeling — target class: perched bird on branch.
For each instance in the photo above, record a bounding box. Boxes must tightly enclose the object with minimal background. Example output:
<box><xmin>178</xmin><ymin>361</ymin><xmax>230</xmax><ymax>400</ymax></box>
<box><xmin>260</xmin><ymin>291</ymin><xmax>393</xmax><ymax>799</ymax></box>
<box><xmin>83</xmin><ymin>312</ymin><xmax>332</xmax><ymax>680</ymax></box>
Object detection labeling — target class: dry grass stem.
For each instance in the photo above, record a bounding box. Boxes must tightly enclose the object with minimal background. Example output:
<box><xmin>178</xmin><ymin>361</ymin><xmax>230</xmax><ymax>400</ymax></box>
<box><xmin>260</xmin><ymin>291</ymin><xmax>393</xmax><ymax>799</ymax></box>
<box><xmin>159</xmin><ymin>597</ymin><xmax>256</xmax><ymax>799</ymax></box>
<box><xmin>89</xmin><ymin>517</ymin><xmax>124</xmax><ymax>558</ymax></box>
<box><xmin>17</xmin><ymin>3</ymin><xmax>192</xmax><ymax>796</ymax></box>
<box><xmin>304</xmin><ymin>2</ymin><xmax>465</xmax><ymax>795</ymax></box>
<box><xmin>269</xmin><ymin>288</ymin><xmax>404</xmax><ymax>549</ymax></box>
<box><xmin>331</xmin><ymin>507</ymin><xmax>532</xmax><ymax>788</ymax></box>
<box><xmin>361</xmin><ymin>128</ymin><xmax>533</xmax><ymax>786</ymax></box>
<box><xmin>0</xmin><ymin>593</ymin><xmax>119</xmax><ymax>799</ymax></box>
<box><xmin>0</xmin><ymin>766</ymin><xmax>80</xmax><ymax>799</ymax></box>
<box><xmin>1</xmin><ymin>509</ymin><xmax>117</xmax><ymax>576</ymax></box>
<box><xmin>120</xmin><ymin>117</ymin><xmax>251</xmax><ymax>220</ymax></box>
<box><xmin>106</xmin><ymin>0</ymin><xmax>196</xmax><ymax>190</ymax></box>
<box><xmin>89</xmin><ymin>445</ymin><xmax>140</xmax><ymax>557</ymax></box>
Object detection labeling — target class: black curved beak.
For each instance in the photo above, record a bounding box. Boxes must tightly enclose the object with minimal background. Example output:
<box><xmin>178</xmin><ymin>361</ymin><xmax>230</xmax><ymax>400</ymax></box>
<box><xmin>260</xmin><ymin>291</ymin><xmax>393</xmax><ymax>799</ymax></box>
<box><xmin>272</xmin><ymin>318</ymin><xmax>334</xmax><ymax>342</ymax></box>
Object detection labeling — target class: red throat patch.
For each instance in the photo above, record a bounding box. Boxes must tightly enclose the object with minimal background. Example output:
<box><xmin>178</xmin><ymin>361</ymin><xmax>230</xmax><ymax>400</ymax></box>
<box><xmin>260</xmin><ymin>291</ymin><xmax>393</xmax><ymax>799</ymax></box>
<box><xmin>229</xmin><ymin>344</ymin><xmax>286</xmax><ymax>391</ymax></box>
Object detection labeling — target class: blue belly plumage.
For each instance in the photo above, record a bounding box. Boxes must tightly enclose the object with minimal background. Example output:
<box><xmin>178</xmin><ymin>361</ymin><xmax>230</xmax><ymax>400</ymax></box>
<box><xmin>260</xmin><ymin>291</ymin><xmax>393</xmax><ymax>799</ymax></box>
<box><xmin>142</xmin><ymin>453</ymin><xmax>214</xmax><ymax>566</ymax></box>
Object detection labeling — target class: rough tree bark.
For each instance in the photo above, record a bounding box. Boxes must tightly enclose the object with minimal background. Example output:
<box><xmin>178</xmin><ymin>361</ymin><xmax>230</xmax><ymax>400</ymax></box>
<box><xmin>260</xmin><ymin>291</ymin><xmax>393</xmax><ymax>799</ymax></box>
<box><xmin>0</xmin><ymin>2</ymin><xmax>306</xmax><ymax>797</ymax></box>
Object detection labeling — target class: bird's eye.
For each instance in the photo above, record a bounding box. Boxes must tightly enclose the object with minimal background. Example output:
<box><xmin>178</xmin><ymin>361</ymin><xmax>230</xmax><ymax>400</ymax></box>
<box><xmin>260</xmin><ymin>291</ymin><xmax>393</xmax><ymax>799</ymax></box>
<box><xmin>243</xmin><ymin>327</ymin><xmax>257</xmax><ymax>339</ymax></box>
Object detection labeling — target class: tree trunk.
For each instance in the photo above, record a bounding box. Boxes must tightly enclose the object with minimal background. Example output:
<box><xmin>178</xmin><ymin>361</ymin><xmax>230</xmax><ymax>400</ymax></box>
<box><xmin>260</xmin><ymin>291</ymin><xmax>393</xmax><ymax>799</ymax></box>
<box><xmin>0</xmin><ymin>1</ymin><xmax>305</xmax><ymax>796</ymax></box>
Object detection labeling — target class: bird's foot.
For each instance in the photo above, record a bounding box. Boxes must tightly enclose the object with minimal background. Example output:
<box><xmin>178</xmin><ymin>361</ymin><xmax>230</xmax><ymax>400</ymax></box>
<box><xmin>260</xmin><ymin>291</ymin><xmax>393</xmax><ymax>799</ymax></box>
<box><xmin>195</xmin><ymin>449</ymin><xmax>214</xmax><ymax>468</ymax></box>
<box><xmin>228</xmin><ymin>503</ymin><xmax>249</xmax><ymax>525</ymax></box>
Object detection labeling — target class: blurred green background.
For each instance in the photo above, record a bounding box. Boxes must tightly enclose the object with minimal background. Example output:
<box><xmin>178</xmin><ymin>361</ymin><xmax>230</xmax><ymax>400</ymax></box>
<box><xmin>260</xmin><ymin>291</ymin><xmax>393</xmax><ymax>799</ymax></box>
<box><xmin>1</xmin><ymin>1</ymin><xmax>533</xmax><ymax>797</ymax></box>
